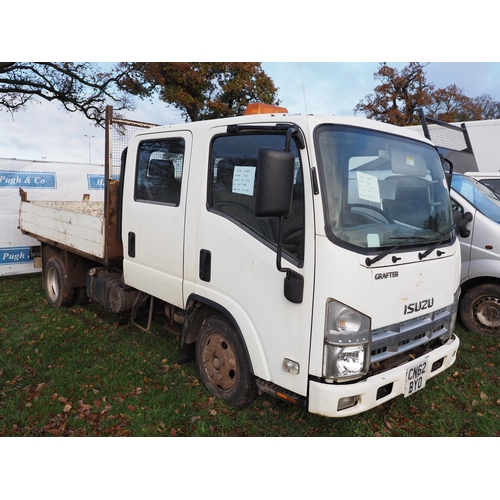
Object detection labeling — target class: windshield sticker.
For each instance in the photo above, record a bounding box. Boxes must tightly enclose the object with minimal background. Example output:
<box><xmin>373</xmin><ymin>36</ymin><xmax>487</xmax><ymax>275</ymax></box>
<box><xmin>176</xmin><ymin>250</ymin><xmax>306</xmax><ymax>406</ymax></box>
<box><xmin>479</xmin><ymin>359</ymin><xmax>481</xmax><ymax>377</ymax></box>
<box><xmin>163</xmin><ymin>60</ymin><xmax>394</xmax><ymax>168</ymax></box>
<box><xmin>406</xmin><ymin>156</ymin><xmax>415</xmax><ymax>166</ymax></box>
<box><xmin>357</xmin><ymin>171</ymin><xmax>380</xmax><ymax>203</ymax></box>
<box><xmin>367</xmin><ymin>233</ymin><xmax>380</xmax><ymax>247</ymax></box>
<box><xmin>232</xmin><ymin>166</ymin><xmax>256</xmax><ymax>196</ymax></box>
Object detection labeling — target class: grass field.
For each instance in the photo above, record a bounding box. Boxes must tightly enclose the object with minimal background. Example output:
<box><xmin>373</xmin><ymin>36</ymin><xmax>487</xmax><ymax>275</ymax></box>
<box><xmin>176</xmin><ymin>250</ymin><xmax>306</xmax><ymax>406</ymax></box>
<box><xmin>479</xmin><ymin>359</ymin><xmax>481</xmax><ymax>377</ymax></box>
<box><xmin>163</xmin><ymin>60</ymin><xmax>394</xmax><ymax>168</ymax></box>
<box><xmin>1</xmin><ymin>273</ymin><xmax>499</xmax><ymax>437</ymax></box>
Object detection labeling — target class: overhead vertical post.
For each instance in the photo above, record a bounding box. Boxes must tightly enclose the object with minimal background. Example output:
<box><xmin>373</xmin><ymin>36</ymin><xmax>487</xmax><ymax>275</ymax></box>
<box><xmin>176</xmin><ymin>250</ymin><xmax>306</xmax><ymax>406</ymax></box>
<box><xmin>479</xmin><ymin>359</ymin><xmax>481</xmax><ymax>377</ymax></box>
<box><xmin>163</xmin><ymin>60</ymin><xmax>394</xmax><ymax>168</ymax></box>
<box><xmin>104</xmin><ymin>105</ymin><xmax>113</xmax><ymax>264</ymax></box>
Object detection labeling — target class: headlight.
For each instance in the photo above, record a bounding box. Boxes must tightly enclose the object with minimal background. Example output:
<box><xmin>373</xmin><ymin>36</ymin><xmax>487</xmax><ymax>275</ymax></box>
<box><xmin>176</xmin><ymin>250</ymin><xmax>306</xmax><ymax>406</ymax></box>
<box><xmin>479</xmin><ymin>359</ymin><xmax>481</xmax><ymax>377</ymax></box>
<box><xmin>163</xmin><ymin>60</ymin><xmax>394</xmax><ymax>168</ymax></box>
<box><xmin>337</xmin><ymin>346</ymin><xmax>366</xmax><ymax>376</ymax></box>
<box><xmin>324</xmin><ymin>299</ymin><xmax>371</xmax><ymax>381</ymax></box>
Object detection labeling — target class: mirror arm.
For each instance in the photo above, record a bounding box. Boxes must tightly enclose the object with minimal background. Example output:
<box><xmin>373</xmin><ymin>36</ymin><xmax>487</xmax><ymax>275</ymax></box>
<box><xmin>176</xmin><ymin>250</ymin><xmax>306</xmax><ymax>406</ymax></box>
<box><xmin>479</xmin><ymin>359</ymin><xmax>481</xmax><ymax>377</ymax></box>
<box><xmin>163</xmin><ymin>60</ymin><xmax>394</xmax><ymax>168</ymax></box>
<box><xmin>276</xmin><ymin>216</ymin><xmax>304</xmax><ymax>304</ymax></box>
<box><xmin>284</xmin><ymin>127</ymin><xmax>305</xmax><ymax>152</ymax></box>
<box><xmin>441</xmin><ymin>155</ymin><xmax>454</xmax><ymax>190</ymax></box>
<box><xmin>275</xmin><ymin>216</ymin><xmax>288</xmax><ymax>273</ymax></box>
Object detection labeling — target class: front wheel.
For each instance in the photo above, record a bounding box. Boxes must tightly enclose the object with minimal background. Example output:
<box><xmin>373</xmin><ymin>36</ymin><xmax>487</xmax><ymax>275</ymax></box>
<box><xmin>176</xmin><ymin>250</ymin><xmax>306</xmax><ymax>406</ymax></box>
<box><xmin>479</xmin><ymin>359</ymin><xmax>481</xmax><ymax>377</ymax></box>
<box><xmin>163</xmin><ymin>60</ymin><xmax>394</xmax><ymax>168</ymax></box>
<box><xmin>196</xmin><ymin>315</ymin><xmax>257</xmax><ymax>407</ymax></box>
<box><xmin>459</xmin><ymin>284</ymin><xmax>500</xmax><ymax>337</ymax></box>
<box><xmin>44</xmin><ymin>256</ymin><xmax>75</xmax><ymax>308</ymax></box>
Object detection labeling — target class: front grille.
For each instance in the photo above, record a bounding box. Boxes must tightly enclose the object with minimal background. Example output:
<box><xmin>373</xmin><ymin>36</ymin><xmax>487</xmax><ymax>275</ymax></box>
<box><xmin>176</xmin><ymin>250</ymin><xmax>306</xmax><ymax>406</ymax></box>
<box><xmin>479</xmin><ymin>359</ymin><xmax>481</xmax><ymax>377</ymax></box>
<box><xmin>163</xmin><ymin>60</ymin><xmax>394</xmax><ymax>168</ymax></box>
<box><xmin>370</xmin><ymin>307</ymin><xmax>452</xmax><ymax>364</ymax></box>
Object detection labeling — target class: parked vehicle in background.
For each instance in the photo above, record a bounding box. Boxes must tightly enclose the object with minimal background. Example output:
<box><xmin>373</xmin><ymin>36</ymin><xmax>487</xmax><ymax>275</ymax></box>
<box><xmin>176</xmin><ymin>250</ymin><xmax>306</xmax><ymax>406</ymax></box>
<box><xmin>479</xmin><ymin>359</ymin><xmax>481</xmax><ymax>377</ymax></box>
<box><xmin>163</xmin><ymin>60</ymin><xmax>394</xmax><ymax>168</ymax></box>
<box><xmin>454</xmin><ymin>119</ymin><xmax>500</xmax><ymax>173</ymax></box>
<box><xmin>465</xmin><ymin>171</ymin><xmax>500</xmax><ymax>195</ymax></box>
<box><xmin>417</xmin><ymin>112</ymin><xmax>500</xmax><ymax>337</ymax></box>
<box><xmin>450</xmin><ymin>174</ymin><xmax>500</xmax><ymax>337</ymax></box>
<box><xmin>18</xmin><ymin>104</ymin><xmax>461</xmax><ymax>417</ymax></box>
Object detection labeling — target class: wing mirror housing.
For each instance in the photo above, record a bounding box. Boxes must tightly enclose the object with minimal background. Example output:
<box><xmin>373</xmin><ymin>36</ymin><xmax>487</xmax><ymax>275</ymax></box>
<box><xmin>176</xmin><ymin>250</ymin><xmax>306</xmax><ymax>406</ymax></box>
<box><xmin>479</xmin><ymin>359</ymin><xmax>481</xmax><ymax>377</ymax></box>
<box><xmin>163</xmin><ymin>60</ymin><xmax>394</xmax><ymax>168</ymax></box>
<box><xmin>454</xmin><ymin>209</ymin><xmax>473</xmax><ymax>238</ymax></box>
<box><xmin>255</xmin><ymin>147</ymin><xmax>295</xmax><ymax>218</ymax></box>
<box><xmin>255</xmin><ymin>145</ymin><xmax>303</xmax><ymax>304</ymax></box>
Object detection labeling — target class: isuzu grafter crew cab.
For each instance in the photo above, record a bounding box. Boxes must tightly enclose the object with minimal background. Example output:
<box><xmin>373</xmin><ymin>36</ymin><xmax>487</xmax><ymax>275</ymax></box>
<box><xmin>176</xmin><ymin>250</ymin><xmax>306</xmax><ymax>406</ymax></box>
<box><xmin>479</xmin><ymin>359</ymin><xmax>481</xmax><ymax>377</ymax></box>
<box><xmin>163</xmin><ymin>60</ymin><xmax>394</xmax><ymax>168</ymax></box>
<box><xmin>19</xmin><ymin>104</ymin><xmax>460</xmax><ymax>417</ymax></box>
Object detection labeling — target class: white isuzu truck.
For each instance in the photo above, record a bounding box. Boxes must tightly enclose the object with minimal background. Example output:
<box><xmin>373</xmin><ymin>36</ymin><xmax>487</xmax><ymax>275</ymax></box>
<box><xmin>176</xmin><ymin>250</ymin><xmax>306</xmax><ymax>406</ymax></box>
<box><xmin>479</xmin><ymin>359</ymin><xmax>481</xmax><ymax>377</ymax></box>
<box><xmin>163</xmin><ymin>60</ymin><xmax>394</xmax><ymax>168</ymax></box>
<box><xmin>19</xmin><ymin>104</ymin><xmax>460</xmax><ymax>417</ymax></box>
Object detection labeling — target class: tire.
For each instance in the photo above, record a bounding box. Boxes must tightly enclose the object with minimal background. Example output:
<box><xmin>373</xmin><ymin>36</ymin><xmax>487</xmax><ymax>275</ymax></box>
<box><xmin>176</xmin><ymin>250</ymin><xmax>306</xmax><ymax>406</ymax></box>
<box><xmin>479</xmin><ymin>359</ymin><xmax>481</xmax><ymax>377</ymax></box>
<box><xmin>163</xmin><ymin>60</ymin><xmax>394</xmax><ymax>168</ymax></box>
<box><xmin>44</xmin><ymin>256</ymin><xmax>75</xmax><ymax>308</ymax></box>
<box><xmin>196</xmin><ymin>315</ymin><xmax>257</xmax><ymax>407</ymax></box>
<box><xmin>459</xmin><ymin>284</ymin><xmax>500</xmax><ymax>337</ymax></box>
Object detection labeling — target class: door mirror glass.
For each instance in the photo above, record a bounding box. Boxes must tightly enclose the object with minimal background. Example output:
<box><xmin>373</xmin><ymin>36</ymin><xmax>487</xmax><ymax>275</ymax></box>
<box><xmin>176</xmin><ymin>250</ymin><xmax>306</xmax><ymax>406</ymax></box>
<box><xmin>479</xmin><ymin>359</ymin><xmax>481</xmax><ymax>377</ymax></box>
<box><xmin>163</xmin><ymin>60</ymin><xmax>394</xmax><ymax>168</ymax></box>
<box><xmin>255</xmin><ymin>148</ymin><xmax>295</xmax><ymax>218</ymax></box>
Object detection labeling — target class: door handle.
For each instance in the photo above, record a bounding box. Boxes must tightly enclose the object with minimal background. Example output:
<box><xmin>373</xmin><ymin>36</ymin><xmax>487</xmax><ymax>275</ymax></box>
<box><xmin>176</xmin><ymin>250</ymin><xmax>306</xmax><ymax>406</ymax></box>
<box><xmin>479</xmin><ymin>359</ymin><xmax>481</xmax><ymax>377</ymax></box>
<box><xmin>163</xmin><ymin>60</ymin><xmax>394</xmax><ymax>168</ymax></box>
<box><xmin>128</xmin><ymin>232</ymin><xmax>136</xmax><ymax>258</ymax></box>
<box><xmin>199</xmin><ymin>249</ymin><xmax>211</xmax><ymax>282</ymax></box>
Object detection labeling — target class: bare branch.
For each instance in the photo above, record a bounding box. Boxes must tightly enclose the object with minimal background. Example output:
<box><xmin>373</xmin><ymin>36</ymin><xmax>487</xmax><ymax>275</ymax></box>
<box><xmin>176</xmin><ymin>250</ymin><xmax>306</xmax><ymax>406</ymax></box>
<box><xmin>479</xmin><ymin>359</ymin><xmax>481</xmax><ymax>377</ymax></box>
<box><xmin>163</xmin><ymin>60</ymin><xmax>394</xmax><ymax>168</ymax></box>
<box><xmin>0</xmin><ymin>62</ymin><xmax>136</xmax><ymax>126</ymax></box>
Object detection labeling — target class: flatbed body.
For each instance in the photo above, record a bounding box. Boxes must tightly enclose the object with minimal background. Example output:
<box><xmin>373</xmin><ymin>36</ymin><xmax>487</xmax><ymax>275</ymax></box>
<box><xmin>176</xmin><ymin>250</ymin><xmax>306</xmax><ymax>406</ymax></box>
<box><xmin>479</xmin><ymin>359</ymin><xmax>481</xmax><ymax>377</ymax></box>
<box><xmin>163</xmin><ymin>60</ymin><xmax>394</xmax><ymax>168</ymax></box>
<box><xmin>19</xmin><ymin>180</ymin><xmax>122</xmax><ymax>265</ymax></box>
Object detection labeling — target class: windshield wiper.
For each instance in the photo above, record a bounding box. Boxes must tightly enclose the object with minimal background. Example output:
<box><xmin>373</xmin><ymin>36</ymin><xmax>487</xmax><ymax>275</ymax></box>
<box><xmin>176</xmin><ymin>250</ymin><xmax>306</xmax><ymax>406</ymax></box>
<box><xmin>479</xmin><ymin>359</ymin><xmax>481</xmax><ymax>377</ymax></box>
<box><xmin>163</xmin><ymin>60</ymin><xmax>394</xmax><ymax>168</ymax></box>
<box><xmin>418</xmin><ymin>224</ymin><xmax>456</xmax><ymax>260</ymax></box>
<box><xmin>365</xmin><ymin>236</ymin><xmax>427</xmax><ymax>267</ymax></box>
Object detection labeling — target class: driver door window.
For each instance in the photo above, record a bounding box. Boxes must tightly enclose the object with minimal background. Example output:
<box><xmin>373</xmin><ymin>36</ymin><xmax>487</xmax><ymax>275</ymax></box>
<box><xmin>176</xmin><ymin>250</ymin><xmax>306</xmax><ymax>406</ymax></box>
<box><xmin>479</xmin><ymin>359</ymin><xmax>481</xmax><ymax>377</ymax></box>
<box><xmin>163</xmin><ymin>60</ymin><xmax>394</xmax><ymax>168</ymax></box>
<box><xmin>208</xmin><ymin>133</ymin><xmax>305</xmax><ymax>262</ymax></box>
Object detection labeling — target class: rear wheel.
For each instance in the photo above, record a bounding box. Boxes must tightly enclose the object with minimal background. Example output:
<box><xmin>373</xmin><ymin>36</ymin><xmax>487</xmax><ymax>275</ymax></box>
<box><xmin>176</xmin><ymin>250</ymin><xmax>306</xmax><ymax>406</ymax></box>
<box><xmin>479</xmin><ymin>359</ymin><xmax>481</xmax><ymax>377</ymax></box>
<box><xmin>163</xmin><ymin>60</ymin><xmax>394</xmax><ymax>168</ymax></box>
<box><xmin>460</xmin><ymin>284</ymin><xmax>500</xmax><ymax>337</ymax></box>
<box><xmin>44</xmin><ymin>256</ymin><xmax>75</xmax><ymax>308</ymax></box>
<box><xmin>196</xmin><ymin>315</ymin><xmax>257</xmax><ymax>407</ymax></box>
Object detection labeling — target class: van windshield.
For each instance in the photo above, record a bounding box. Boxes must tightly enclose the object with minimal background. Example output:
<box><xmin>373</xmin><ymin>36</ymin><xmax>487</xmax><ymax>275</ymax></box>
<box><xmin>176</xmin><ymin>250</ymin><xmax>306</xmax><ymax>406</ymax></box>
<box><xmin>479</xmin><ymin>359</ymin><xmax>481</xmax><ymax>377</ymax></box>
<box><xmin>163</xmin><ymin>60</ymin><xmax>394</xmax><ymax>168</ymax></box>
<box><xmin>314</xmin><ymin>124</ymin><xmax>454</xmax><ymax>252</ymax></box>
<box><xmin>452</xmin><ymin>174</ymin><xmax>500</xmax><ymax>223</ymax></box>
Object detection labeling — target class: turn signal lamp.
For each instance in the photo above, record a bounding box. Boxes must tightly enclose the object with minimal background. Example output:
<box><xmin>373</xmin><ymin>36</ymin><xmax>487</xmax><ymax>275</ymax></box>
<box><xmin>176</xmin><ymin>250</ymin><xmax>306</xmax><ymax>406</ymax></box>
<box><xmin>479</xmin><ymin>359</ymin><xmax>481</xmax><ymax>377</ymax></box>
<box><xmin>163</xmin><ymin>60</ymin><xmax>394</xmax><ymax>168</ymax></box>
<box><xmin>244</xmin><ymin>103</ymin><xmax>289</xmax><ymax>115</ymax></box>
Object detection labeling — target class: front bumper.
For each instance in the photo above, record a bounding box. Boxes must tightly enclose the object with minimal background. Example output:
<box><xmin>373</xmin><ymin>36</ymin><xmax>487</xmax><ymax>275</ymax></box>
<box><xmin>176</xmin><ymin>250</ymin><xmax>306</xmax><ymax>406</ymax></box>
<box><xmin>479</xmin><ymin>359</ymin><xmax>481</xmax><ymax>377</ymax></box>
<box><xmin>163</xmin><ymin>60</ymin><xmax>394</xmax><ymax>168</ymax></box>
<box><xmin>308</xmin><ymin>334</ymin><xmax>459</xmax><ymax>418</ymax></box>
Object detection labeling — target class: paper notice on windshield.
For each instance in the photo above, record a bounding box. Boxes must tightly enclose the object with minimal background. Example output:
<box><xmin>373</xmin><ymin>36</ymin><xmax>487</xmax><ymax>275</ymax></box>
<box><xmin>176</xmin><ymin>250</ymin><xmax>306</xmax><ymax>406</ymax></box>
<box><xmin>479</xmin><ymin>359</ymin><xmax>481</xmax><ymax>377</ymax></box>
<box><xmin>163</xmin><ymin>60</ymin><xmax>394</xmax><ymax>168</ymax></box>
<box><xmin>232</xmin><ymin>166</ymin><xmax>256</xmax><ymax>196</ymax></box>
<box><xmin>357</xmin><ymin>171</ymin><xmax>380</xmax><ymax>203</ymax></box>
<box><xmin>379</xmin><ymin>179</ymin><xmax>397</xmax><ymax>200</ymax></box>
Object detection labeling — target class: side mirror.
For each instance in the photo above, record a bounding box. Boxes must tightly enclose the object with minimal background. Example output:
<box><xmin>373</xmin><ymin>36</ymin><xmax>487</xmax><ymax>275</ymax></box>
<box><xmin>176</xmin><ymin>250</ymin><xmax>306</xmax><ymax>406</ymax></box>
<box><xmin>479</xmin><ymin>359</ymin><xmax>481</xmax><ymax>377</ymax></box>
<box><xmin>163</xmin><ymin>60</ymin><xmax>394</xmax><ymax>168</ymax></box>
<box><xmin>255</xmin><ymin>146</ymin><xmax>303</xmax><ymax>304</ymax></box>
<box><xmin>454</xmin><ymin>210</ymin><xmax>473</xmax><ymax>238</ymax></box>
<box><xmin>255</xmin><ymin>148</ymin><xmax>295</xmax><ymax>217</ymax></box>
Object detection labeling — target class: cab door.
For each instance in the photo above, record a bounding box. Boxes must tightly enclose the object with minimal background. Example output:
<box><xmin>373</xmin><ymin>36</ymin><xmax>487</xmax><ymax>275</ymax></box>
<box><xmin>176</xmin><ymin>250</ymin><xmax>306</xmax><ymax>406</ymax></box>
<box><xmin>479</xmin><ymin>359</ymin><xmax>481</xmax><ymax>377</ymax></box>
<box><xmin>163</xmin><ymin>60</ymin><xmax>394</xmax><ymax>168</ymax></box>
<box><xmin>122</xmin><ymin>130</ymin><xmax>192</xmax><ymax>307</ymax></box>
<box><xmin>187</xmin><ymin>125</ymin><xmax>315</xmax><ymax>396</ymax></box>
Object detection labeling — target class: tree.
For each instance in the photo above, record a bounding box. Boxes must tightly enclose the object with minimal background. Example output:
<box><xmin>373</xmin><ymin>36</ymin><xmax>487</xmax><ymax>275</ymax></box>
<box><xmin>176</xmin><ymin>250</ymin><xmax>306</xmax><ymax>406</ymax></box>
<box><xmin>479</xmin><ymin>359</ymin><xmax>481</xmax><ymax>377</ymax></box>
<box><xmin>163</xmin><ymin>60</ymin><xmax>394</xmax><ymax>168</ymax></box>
<box><xmin>354</xmin><ymin>62</ymin><xmax>500</xmax><ymax>124</ymax></box>
<box><xmin>121</xmin><ymin>62</ymin><xmax>280</xmax><ymax>122</ymax></box>
<box><xmin>425</xmin><ymin>84</ymin><xmax>482</xmax><ymax>122</ymax></box>
<box><xmin>0</xmin><ymin>62</ymin><xmax>135</xmax><ymax>126</ymax></box>
<box><xmin>471</xmin><ymin>93</ymin><xmax>500</xmax><ymax>120</ymax></box>
<box><xmin>354</xmin><ymin>63</ymin><xmax>433</xmax><ymax>126</ymax></box>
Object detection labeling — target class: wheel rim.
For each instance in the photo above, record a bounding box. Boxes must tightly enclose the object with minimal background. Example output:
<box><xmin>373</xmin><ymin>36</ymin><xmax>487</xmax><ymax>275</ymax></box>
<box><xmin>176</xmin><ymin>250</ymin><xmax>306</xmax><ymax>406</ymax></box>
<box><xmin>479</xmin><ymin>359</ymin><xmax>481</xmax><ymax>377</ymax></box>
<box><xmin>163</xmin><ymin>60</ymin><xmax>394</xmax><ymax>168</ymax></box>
<box><xmin>46</xmin><ymin>266</ymin><xmax>60</xmax><ymax>301</ymax></box>
<box><xmin>474</xmin><ymin>295</ymin><xmax>500</xmax><ymax>329</ymax></box>
<box><xmin>201</xmin><ymin>332</ymin><xmax>237</xmax><ymax>391</ymax></box>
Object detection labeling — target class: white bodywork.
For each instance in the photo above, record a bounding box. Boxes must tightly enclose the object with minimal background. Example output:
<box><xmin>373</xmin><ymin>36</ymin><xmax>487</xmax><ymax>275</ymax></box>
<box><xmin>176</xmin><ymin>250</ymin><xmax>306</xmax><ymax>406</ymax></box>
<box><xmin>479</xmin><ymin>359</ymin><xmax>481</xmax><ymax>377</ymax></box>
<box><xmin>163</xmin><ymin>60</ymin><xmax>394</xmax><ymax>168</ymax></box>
<box><xmin>120</xmin><ymin>113</ymin><xmax>461</xmax><ymax>416</ymax></box>
<box><xmin>19</xmin><ymin>112</ymin><xmax>462</xmax><ymax>417</ymax></box>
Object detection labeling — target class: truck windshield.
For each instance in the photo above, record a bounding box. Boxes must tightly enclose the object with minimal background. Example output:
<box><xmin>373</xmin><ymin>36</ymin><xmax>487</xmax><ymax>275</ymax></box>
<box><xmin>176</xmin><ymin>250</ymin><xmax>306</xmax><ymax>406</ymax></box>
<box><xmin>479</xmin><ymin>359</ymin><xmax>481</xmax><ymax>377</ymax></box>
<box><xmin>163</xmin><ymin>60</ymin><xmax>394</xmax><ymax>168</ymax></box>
<box><xmin>451</xmin><ymin>174</ymin><xmax>500</xmax><ymax>223</ymax></box>
<box><xmin>315</xmin><ymin>124</ymin><xmax>454</xmax><ymax>252</ymax></box>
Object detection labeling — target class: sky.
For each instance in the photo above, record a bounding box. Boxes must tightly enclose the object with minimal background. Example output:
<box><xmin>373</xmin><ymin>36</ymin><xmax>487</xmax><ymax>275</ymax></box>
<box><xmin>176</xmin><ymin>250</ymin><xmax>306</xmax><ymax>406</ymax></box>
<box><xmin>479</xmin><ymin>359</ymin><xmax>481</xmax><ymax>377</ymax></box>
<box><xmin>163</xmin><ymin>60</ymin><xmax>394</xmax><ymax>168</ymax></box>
<box><xmin>1</xmin><ymin>61</ymin><xmax>499</xmax><ymax>165</ymax></box>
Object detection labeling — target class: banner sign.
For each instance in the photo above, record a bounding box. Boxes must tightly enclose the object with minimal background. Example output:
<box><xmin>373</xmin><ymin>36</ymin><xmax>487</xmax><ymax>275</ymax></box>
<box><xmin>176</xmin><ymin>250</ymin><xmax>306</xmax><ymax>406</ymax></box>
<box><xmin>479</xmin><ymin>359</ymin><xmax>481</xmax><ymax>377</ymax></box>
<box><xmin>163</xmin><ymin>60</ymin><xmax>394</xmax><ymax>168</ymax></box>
<box><xmin>0</xmin><ymin>246</ymin><xmax>32</xmax><ymax>265</ymax></box>
<box><xmin>0</xmin><ymin>170</ymin><xmax>57</xmax><ymax>188</ymax></box>
<box><xmin>87</xmin><ymin>174</ymin><xmax>105</xmax><ymax>190</ymax></box>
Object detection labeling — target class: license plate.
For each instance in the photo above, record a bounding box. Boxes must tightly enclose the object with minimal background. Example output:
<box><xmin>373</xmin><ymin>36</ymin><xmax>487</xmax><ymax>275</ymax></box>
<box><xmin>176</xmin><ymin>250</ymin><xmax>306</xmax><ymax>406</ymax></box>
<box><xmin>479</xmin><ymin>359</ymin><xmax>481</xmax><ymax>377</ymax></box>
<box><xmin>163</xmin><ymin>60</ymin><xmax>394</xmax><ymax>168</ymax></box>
<box><xmin>404</xmin><ymin>357</ymin><xmax>429</xmax><ymax>397</ymax></box>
